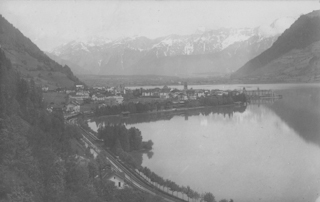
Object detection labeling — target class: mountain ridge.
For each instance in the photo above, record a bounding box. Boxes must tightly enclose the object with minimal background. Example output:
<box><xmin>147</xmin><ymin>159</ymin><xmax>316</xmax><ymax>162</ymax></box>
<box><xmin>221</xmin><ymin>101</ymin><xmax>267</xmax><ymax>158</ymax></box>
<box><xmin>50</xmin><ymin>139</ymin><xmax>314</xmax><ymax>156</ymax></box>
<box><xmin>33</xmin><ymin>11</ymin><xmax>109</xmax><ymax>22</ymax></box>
<box><xmin>47</xmin><ymin>17</ymin><xmax>295</xmax><ymax>76</ymax></box>
<box><xmin>232</xmin><ymin>10</ymin><xmax>320</xmax><ymax>82</ymax></box>
<box><xmin>0</xmin><ymin>14</ymin><xmax>82</xmax><ymax>89</ymax></box>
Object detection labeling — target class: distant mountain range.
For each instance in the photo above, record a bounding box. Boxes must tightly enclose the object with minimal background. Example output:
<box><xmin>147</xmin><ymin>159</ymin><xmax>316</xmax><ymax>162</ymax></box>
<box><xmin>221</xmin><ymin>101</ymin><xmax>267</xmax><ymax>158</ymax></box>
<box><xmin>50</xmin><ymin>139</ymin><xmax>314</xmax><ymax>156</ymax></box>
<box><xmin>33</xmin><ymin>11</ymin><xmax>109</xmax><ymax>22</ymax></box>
<box><xmin>0</xmin><ymin>15</ymin><xmax>82</xmax><ymax>89</ymax></box>
<box><xmin>232</xmin><ymin>10</ymin><xmax>320</xmax><ymax>83</ymax></box>
<box><xmin>47</xmin><ymin>17</ymin><xmax>295</xmax><ymax>76</ymax></box>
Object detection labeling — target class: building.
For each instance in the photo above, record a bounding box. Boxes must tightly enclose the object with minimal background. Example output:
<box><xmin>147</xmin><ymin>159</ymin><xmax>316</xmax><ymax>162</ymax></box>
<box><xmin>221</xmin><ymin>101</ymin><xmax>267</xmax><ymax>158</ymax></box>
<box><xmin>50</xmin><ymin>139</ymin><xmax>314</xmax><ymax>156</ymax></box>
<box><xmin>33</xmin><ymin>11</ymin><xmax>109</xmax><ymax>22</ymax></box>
<box><xmin>111</xmin><ymin>95</ymin><xmax>124</xmax><ymax>104</ymax></box>
<box><xmin>163</xmin><ymin>85</ymin><xmax>169</xmax><ymax>90</ymax></box>
<box><xmin>188</xmin><ymin>95</ymin><xmax>197</xmax><ymax>100</ymax></box>
<box><xmin>115</xmin><ymin>84</ymin><xmax>125</xmax><ymax>94</ymax></box>
<box><xmin>177</xmin><ymin>92</ymin><xmax>188</xmax><ymax>101</ymax></box>
<box><xmin>170</xmin><ymin>89</ymin><xmax>181</xmax><ymax>98</ymax></box>
<box><xmin>42</xmin><ymin>86</ymin><xmax>49</xmax><ymax>92</ymax></box>
<box><xmin>211</xmin><ymin>90</ymin><xmax>228</xmax><ymax>96</ymax></box>
<box><xmin>93</xmin><ymin>86</ymin><xmax>105</xmax><ymax>90</ymax></box>
<box><xmin>142</xmin><ymin>89</ymin><xmax>160</xmax><ymax>97</ymax></box>
<box><xmin>76</xmin><ymin>91</ymin><xmax>90</xmax><ymax>96</ymax></box>
<box><xmin>66</xmin><ymin>103</ymin><xmax>80</xmax><ymax>113</ymax></box>
<box><xmin>243</xmin><ymin>87</ymin><xmax>273</xmax><ymax>98</ymax></box>
<box><xmin>69</xmin><ymin>92</ymin><xmax>90</xmax><ymax>101</ymax></box>
<box><xmin>103</xmin><ymin>171</ymin><xmax>126</xmax><ymax>189</ymax></box>
<box><xmin>160</xmin><ymin>88</ymin><xmax>171</xmax><ymax>99</ymax></box>
<box><xmin>66</xmin><ymin>90</ymin><xmax>75</xmax><ymax>94</ymax></box>
<box><xmin>195</xmin><ymin>90</ymin><xmax>205</xmax><ymax>98</ymax></box>
<box><xmin>75</xmin><ymin>84</ymin><xmax>84</xmax><ymax>90</ymax></box>
<box><xmin>184</xmin><ymin>82</ymin><xmax>188</xmax><ymax>91</ymax></box>
<box><xmin>92</xmin><ymin>94</ymin><xmax>107</xmax><ymax>102</ymax></box>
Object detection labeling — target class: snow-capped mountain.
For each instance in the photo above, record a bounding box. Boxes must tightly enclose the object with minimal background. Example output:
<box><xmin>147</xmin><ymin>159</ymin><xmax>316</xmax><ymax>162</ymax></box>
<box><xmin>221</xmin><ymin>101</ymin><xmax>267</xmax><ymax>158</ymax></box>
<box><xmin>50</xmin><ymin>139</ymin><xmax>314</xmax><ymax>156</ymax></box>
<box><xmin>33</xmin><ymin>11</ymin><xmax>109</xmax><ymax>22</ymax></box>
<box><xmin>48</xmin><ymin>17</ymin><xmax>295</xmax><ymax>76</ymax></box>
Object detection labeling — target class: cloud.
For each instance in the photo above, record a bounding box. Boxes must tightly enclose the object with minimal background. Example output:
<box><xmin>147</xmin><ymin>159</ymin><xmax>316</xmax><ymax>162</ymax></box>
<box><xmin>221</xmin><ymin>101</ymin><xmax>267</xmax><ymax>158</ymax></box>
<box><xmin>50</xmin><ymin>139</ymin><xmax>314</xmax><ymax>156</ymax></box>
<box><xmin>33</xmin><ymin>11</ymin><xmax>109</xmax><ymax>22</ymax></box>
<box><xmin>258</xmin><ymin>17</ymin><xmax>297</xmax><ymax>37</ymax></box>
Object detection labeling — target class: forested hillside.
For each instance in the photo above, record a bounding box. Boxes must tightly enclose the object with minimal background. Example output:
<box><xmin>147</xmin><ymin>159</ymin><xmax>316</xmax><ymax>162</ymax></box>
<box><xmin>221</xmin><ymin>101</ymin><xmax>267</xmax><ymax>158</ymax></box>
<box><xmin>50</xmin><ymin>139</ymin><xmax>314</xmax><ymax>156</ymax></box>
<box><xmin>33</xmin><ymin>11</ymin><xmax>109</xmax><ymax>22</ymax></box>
<box><xmin>0</xmin><ymin>49</ymin><xmax>163</xmax><ymax>202</ymax></box>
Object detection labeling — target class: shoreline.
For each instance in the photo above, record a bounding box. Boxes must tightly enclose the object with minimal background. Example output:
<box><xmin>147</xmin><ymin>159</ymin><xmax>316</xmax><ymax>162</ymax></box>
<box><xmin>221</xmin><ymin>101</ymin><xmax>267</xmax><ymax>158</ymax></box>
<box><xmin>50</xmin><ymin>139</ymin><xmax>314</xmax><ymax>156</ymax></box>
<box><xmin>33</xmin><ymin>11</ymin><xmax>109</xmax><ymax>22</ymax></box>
<box><xmin>89</xmin><ymin>102</ymin><xmax>242</xmax><ymax>120</ymax></box>
<box><xmin>125</xmin><ymin>82</ymin><xmax>320</xmax><ymax>89</ymax></box>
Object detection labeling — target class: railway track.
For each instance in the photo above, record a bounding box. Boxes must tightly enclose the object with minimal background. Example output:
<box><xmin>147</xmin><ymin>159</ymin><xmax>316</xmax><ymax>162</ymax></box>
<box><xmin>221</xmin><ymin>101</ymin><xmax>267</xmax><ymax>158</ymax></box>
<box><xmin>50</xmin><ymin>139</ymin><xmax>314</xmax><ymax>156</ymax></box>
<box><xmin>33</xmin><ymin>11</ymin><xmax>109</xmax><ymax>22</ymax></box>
<box><xmin>71</xmin><ymin>118</ymin><xmax>188</xmax><ymax>202</ymax></box>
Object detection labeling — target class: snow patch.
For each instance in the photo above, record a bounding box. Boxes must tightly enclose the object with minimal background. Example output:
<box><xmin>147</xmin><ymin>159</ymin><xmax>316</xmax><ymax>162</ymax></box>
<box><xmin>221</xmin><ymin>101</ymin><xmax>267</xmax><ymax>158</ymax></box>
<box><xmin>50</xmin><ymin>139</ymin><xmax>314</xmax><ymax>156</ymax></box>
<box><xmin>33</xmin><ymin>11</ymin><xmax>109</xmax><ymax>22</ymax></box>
<box><xmin>221</xmin><ymin>32</ymin><xmax>252</xmax><ymax>49</ymax></box>
<box><xmin>79</xmin><ymin>43</ymin><xmax>89</xmax><ymax>52</ymax></box>
<box><xmin>152</xmin><ymin>37</ymin><xmax>174</xmax><ymax>48</ymax></box>
<box><xmin>162</xmin><ymin>38</ymin><xmax>173</xmax><ymax>46</ymax></box>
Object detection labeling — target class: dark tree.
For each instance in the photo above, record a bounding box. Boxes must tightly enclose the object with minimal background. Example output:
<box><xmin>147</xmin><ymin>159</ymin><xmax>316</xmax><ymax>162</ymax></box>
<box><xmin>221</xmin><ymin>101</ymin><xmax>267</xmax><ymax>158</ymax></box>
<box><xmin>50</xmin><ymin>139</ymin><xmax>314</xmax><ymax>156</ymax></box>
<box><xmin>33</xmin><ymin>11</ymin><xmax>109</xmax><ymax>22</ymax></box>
<box><xmin>203</xmin><ymin>192</ymin><xmax>216</xmax><ymax>202</ymax></box>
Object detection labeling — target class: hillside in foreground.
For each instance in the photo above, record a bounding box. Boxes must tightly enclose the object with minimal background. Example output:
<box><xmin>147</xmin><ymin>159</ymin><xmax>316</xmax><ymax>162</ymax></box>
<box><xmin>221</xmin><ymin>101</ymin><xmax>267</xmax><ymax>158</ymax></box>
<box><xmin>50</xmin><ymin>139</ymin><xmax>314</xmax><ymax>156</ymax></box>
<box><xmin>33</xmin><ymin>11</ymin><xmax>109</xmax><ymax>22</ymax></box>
<box><xmin>0</xmin><ymin>47</ymin><xmax>164</xmax><ymax>202</ymax></box>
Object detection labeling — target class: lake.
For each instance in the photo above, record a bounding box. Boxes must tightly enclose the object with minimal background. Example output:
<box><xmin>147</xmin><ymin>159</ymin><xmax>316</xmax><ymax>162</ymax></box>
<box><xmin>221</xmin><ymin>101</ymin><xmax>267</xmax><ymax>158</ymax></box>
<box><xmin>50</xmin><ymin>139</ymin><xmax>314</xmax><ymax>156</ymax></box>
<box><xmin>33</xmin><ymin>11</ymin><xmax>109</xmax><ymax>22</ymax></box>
<box><xmin>89</xmin><ymin>83</ymin><xmax>320</xmax><ymax>202</ymax></box>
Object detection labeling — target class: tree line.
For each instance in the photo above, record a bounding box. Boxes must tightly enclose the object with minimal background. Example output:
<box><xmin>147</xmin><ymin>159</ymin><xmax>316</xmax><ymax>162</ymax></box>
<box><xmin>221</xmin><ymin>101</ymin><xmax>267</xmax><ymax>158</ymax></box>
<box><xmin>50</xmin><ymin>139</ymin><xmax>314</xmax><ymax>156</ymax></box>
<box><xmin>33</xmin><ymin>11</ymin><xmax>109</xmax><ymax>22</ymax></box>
<box><xmin>137</xmin><ymin>167</ymin><xmax>232</xmax><ymax>202</ymax></box>
<box><xmin>94</xmin><ymin>101</ymin><xmax>172</xmax><ymax>116</ymax></box>
<box><xmin>95</xmin><ymin>93</ymin><xmax>246</xmax><ymax>117</ymax></box>
<box><xmin>96</xmin><ymin>123</ymin><xmax>233</xmax><ymax>202</ymax></box>
<box><xmin>198</xmin><ymin>93</ymin><xmax>246</xmax><ymax>107</ymax></box>
<box><xmin>97</xmin><ymin>124</ymin><xmax>153</xmax><ymax>168</ymax></box>
<box><xmin>0</xmin><ymin>49</ymin><xmax>163</xmax><ymax>202</ymax></box>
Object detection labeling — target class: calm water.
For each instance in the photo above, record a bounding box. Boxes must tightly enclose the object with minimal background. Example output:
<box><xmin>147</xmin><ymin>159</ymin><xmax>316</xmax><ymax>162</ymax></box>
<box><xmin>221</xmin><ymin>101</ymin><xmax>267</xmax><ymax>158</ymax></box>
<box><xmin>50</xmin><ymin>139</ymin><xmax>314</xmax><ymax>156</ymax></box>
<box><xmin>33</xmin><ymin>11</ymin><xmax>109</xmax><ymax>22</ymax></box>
<box><xmin>89</xmin><ymin>83</ymin><xmax>320</xmax><ymax>202</ymax></box>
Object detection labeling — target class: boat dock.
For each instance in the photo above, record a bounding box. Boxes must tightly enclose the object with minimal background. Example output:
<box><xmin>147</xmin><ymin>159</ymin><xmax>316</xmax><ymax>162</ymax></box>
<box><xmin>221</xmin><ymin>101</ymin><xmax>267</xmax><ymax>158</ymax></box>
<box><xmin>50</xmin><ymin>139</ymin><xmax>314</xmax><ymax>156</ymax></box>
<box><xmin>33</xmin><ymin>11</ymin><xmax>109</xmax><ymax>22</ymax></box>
<box><xmin>243</xmin><ymin>87</ymin><xmax>281</xmax><ymax>99</ymax></box>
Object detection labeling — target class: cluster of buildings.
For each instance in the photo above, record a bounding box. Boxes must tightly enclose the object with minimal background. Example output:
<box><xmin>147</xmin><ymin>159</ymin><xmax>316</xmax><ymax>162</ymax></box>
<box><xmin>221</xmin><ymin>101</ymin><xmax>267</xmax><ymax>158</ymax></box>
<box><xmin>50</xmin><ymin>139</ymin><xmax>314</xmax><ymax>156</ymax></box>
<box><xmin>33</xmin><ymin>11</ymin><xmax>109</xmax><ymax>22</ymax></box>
<box><xmin>69</xmin><ymin>84</ymin><xmax>124</xmax><ymax>103</ymax></box>
<box><xmin>44</xmin><ymin>81</ymin><xmax>274</xmax><ymax>115</ymax></box>
<box><xmin>44</xmin><ymin>84</ymin><xmax>126</xmax><ymax>115</ymax></box>
<box><xmin>137</xmin><ymin>84</ymin><xmax>242</xmax><ymax>101</ymax></box>
<box><xmin>65</xmin><ymin>100</ymin><xmax>81</xmax><ymax>114</ymax></box>
<box><xmin>137</xmin><ymin>85</ymin><xmax>276</xmax><ymax>102</ymax></box>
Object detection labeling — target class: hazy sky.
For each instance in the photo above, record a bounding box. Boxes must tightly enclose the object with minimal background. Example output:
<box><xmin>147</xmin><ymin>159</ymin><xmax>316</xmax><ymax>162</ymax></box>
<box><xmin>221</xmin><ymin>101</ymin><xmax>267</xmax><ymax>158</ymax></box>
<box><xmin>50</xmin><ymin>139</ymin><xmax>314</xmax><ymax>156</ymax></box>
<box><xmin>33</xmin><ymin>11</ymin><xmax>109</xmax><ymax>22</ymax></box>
<box><xmin>0</xmin><ymin>1</ymin><xmax>319</xmax><ymax>51</ymax></box>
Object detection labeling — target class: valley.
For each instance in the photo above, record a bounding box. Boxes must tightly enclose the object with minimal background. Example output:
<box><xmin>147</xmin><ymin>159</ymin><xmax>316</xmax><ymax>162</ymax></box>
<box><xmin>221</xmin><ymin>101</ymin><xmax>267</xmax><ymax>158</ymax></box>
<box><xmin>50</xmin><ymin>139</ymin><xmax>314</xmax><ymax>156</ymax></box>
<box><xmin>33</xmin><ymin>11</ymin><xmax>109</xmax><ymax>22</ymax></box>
<box><xmin>0</xmin><ymin>2</ymin><xmax>320</xmax><ymax>202</ymax></box>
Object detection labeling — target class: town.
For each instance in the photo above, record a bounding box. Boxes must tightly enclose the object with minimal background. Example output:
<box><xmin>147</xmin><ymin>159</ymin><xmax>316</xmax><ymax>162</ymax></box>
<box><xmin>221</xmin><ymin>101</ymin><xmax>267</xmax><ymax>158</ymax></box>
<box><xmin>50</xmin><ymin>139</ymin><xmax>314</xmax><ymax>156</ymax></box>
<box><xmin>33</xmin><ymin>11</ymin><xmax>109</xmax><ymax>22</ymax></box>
<box><xmin>1</xmin><ymin>2</ymin><xmax>318</xmax><ymax>202</ymax></box>
<box><xmin>42</xmin><ymin>82</ymin><xmax>278</xmax><ymax>118</ymax></box>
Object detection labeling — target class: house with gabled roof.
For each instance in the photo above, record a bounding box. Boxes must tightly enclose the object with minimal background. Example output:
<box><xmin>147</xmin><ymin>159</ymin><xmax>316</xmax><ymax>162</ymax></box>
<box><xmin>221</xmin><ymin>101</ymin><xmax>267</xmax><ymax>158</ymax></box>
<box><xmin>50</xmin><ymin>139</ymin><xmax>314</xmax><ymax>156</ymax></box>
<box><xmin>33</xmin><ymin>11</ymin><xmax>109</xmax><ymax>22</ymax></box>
<box><xmin>103</xmin><ymin>170</ymin><xmax>127</xmax><ymax>189</ymax></box>
<box><xmin>66</xmin><ymin>103</ymin><xmax>80</xmax><ymax>113</ymax></box>
<box><xmin>142</xmin><ymin>89</ymin><xmax>160</xmax><ymax>97</ymax></box>
<box><xmin>195</xmin><ymin>89</ymin><xmax>205</xmax><ymax>98</ymax></box>
<box><xmin>92</xmin><ymin>93</ymin><xmax>106</xmax><ymax>102</ymax></box>
<box><xmin>160</xmin><ymin>88</ymin><xmax>171</xmax><ymax>99</ymax></box>
<box><xmin>75</xmin><ymin>84</ymin><xmax>84</xmax><ymax>90</ymax></box>
<box><xmin>170</xmin><ymin>89</ymin><xmax>181</xmax><ymax>98</ymax></box>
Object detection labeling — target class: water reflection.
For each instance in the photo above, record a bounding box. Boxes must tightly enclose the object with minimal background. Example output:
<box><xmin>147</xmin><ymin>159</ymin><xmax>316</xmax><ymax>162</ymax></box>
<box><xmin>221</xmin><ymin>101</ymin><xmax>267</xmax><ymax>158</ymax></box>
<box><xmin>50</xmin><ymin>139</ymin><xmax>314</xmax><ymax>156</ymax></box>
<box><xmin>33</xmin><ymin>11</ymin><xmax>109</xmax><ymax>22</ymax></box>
<box><xmin>265</xmin><ymin>86</ymin><xmax>320</xmax><ymax>147</ymax></box>
<box><xmin>90</xmin><ymin>104</ymin><xmax>247</xmax><ymax>128</ymax></box>
<box><xmin>88</xmin><ymin>84</ymin><xmax>320</xmax><ymax>202</ymax></box>
<box><xmin>126</xmin><ymin>104</ymin><xmax>320</xmax><ymax>202</ymax></box>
